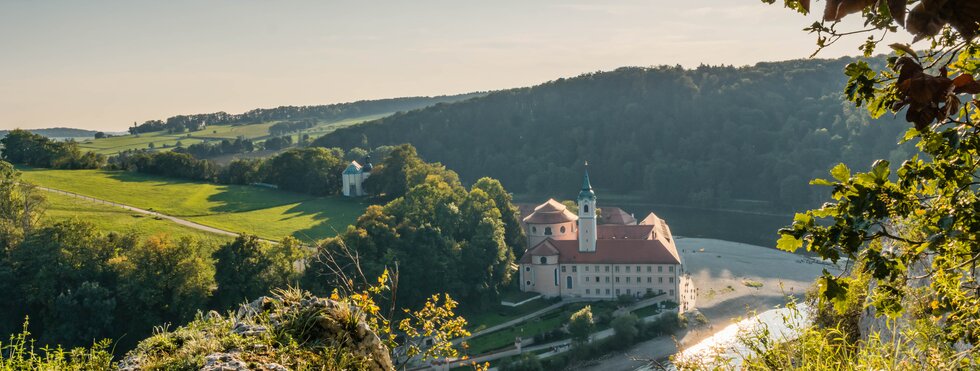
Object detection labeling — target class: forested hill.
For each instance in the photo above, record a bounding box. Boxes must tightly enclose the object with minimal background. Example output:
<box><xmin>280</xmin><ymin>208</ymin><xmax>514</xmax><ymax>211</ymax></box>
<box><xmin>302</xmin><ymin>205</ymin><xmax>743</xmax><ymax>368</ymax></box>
<box><xmin>313</xmin><ymin>57</ymin><xmax>911</xmax><ymax>212</ymax></box>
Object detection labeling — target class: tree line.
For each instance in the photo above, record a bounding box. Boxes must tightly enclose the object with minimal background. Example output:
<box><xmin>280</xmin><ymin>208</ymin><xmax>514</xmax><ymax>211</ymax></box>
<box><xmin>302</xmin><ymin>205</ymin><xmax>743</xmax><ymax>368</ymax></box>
<box><xmin>313</xmin><ymin>57</ymin><xmax>912</xmax><ymax>211</ymax></box>
<box><xmin>0</xmin><ymin>130</ymin><xmax>105</xmax><ymax>169</ymax></box>
<box><xmin>127</xmin><ymin>94</ymin><xmax>484</xmax><ymax>134</ymax></box>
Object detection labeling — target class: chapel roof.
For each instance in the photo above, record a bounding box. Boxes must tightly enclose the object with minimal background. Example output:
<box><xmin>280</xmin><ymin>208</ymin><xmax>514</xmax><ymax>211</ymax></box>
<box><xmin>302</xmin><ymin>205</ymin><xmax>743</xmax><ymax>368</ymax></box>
<box><xmin>343</xmin><ymin>161</ymin><xmax>363</xmax><ymax>175</ymax></box>
<box><xmin>522</xmin><ymin>199</ymin><xmax>579</xmax><ymax>224</ymax></box>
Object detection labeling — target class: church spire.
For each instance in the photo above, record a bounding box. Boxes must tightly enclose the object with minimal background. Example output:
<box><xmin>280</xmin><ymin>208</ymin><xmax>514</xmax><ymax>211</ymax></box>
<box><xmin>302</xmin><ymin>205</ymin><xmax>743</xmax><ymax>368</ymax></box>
<box><xmin>578</xmin><ymin>162</ymin><xmax>596</xmax><ymax>201</ymax></box>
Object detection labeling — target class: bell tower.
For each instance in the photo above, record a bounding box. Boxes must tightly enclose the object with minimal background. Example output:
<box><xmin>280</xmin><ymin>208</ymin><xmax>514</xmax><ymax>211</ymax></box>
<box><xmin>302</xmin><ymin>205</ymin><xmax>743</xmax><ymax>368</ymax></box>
<box><xmin>578</xmin><ymin>163</ymin><xmax>597</xmax><ymax>252</ymax></box>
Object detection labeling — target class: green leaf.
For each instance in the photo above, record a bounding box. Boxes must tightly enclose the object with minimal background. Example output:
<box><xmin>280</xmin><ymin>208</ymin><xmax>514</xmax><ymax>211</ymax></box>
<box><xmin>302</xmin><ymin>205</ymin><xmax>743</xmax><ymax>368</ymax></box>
<box><xmin>830</xmin><ymin>163</ymin><xmax>851</xmax><ymax>182</ymax></box>
<box><xmin>776</xmin><ymin>233</ymin><xmax>803</xmax><ymax>252</ymax></box>
<box><xmin>870</xmin><ymin>160</ymin><xmax>890</xmax><ymax>182</ymax></box>
<box><xmin>810</xmin><ymin>178</ymin><xmax>835</xmax><ymax>186</ymax></box>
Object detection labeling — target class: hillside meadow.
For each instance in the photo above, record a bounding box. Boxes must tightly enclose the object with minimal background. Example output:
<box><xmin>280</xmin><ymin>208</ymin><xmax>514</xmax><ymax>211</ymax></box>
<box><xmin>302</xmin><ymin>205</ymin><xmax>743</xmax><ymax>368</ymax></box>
<box><xmin>21</xmin><ymin>167</ymin><xmax>368</xmax><ymax>242</ymax></box>
<box><xmin>78</xmin><ymin>113</ymin><xmax>391</xmax><ymax>156</ymax></box>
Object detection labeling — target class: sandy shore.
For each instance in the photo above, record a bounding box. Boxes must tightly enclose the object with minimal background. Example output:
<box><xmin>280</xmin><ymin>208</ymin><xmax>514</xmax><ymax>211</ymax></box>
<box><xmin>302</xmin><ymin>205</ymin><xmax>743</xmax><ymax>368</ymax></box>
<box><xmin>573</xmin><ymin>238</ymin><xmax>843</xmax><ymax>370</ymax></box>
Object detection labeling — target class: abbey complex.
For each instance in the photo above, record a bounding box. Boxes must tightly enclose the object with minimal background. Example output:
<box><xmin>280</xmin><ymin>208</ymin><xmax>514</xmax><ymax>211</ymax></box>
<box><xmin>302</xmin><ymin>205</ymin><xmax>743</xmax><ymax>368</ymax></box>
<box><xmin>517</xmin><ymin>169</ymin><xmax>695</xmax><ymax>312</ymax></box>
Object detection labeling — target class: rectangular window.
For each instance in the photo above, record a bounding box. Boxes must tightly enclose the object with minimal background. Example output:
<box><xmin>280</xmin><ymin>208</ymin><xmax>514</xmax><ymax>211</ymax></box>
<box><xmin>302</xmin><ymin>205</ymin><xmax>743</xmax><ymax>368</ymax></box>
<box><xmin>614</xmin><ymin>266</ymin><xmax>620</xmax><ymax>272</ymax></box>
<box><xmin>670</xmin><ymin>289</ymin><xmax>674</xmax><ymax>296</ymax></box>
<box><xmin>647</xmin><ymin>277</ymin><xmax>652</xmax><ymax>283</ymax></box>
<box><xmin>669</xmin><ymin>277</ymin><xmax>674</xmax><ymax>283</ymax></box>
<box><xmin>616</xmin><ymin>289</ymin><xmax>620</xmax><ymax>295</ymax></box>
<box><xmin>659</xmin><ymin>289</ymin><xmax>665</xmax><ymax>294</ymax></box>
<box><xmin>605</xmin><ymin>276</ymin><xmax>610</xmax><ymax>283</ymax></box>
<box><xmin>586</xmin><ymin>289</ymin><xmax>590</xmax><ymax>295</ymax></box>
<box><xmin>605</xmin><ymin>266</ymin><xmax>610</xmax><ymax>272</ymax></box>
<box><xmin>595</xmin><ymin>277</ymin><xmax>600</xmax><ymax>283</ymax></box>
<box><xmin>584</xmin><ymin>266</ymin><xmax>589</xmax><ymax>272</ymax></box>
<box><xmin>561</xmin><ymin>266</ymin><xmax>566</xmax><ymax>272</ymax></box>
<box><xmin>646</xmin><ymin>288</ymin><xmax>653</xmax><ymax>293</ymax></box>
<box><xmin>637</xmin><ymin>276</ymin><xmax>641</xmax><ymax>283</ymax></box>
<box><xmin>615</xmin><ymin>277</ymin><xmax>620</xmax><ymax>283</ymax></box>
<box><xmin>606</xmin><ymin>289</ymin><xmax>610</xmax><ymax>295</ymax></box>
<box><xmin>659</xmin><ymin>277</ymin><xmax>663</xmax><ymax>283</ymax></box>
<box><xmin>669</xmin><ymin>266</ymin><xmax>674</xmax><ymax>272</ymax></box>
<box><xmin>572</xmin><ymin>266</ymin><xmax>577</xmax><ymax>273</ymax></box>
<box><xmin>646</xmin><ymin>266</ymin><xmax>652</xmax><ymax>272</ymax></box>
<box><xmin>625</xmin><ymin>266</ymin><xmax>630</xmax><ymax>273</ymax></box>
<box><xmin>658</xmin><ymin>266</ymin><xmax>663</xmax><ymax>272</ymax></box>
<box><xmin>626</xmin><ymin>277</ymin><xmax>630</xmax><ymax>283</ymax></box>
<box><xmin>636</xmin><ymin>266</ymin><xmax>641</xmax><ymax>272</ymax></box>
<box><xmin>595</xmin><ymin>265</ymin><xmax>600</xmax><ymax>272</ymax></box>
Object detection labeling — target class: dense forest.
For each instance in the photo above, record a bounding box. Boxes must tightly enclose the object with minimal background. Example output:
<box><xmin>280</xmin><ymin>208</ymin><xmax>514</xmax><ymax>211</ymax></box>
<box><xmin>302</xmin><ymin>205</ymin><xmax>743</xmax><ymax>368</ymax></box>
<box><xmin>127</xmin><ymin>93</ymin><xmax>483</xmax><ymax>134</ymax></box>
<box><xmin>314</xmin><ymin>57</ymin><xmax>911</xmax><ymax>211</ymax></box>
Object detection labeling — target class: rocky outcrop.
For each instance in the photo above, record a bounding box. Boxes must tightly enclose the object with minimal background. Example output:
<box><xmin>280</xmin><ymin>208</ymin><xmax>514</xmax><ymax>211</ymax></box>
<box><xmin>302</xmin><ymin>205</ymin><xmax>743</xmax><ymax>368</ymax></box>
<box><xmin>120</xmin><ymin>290</ymin><xmax>394</xmax><ymax>371</ymax></box>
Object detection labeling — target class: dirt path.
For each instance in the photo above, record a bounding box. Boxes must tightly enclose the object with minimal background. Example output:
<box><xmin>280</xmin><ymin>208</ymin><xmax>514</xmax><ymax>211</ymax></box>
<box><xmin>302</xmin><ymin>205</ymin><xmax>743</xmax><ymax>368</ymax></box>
<box><xmin>38</xmin><ymin>185</ymin><xmax>268</xmax><ymax>241</ymax></box>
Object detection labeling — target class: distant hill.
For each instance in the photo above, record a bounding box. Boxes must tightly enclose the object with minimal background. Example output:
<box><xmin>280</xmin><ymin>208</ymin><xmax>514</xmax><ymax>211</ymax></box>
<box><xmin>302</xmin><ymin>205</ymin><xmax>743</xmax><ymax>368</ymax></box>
<box><xmin>0</xmin><ymin>127</ymin><xmax>103</xmax><ymax>139</ymax></box>
<box><xmin>313</xmin><ymin>57</ymin><xmax>912</xmax><ymax>212</ymax></box>
<box><xmin>78</xmin><ymin>93</ymin><xmax>484</xmax><ymax>156</ymax></box>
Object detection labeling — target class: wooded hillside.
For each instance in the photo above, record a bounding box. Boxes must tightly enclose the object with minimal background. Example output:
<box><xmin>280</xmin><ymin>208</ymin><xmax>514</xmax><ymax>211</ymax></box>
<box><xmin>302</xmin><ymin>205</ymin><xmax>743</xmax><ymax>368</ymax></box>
<box><xmin>314</xmin><ymin>57</ymin><xmax>911</xmax><ymax>211</ymax></box>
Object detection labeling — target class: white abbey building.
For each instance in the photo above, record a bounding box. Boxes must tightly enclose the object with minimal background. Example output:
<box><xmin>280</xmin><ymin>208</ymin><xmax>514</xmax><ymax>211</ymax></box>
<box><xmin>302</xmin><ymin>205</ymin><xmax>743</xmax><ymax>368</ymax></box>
<box><xmin>517</xmin><ymin>169</ymin><xmax>696</xmax><ymax>312</ymax></box>
<box><xmin>342</xmin><ymin>156</ymin><xmax>373</xmax><ymax>197</ymax></box>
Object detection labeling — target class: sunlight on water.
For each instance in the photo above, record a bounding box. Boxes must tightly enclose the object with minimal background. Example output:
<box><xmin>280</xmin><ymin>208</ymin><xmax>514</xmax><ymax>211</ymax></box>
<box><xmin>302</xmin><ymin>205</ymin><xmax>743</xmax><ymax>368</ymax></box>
<box><xmin>640</xmin><ymin>305</ymin><xmax>811</xmax><ymax>370</ymax></box>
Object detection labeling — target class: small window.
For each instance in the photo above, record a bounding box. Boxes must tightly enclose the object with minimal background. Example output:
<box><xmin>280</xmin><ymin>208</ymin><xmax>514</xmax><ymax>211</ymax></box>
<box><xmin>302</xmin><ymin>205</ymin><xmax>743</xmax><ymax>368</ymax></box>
<box><xmin>615</xmin><ymin>277</ymin><xmax>620</xmax><ymax>283</ymax></box>
<box><xmin>626</xmin><ymin>266</ymin><xmax>631</xmax><ymax>273</ymax></box>
<box><xmin>646</xmin><ymin>266</ymin><xmax>652</xmax><ymax>272</ymax></box>
<box><xmin>659</xmin><ymin>289</ymin><xmax>665</xmax><ymax>294</ymax></box>
<box><xmin>670</xmin><ymin>289</ymin><xmax>674</xmax><ymax>296</ymax></box>
<box><xmin>561</xmin><ymin>266</ymin><xmax>566</xmax><ymax>272</ymax></box>
<box><xmin>540</xmin><ymin>257</ymin><xmax>547</xmax><ymax>264</ymax></box>
<box><xmin>605</xmin><ymin>289</ymin><xmax>610</xmax><ymax>295</ymax></box>
<box><xmin>647</xmin><ymin>277</ymin><xmax>652</xmax><ymax>283</ymax></box>
<box><xmin>595</xmin><ymin>265</ymin><xmax>599</xmax><ymax>271</ymax></box>
<box><xmin>525</xmin><ymin>266</ymin><xmax>530</xmax><ymax>272</ymax></box>
<box><xmin>669</xmin><ymin>277</ymin><xmax>674</xmax><ymax>283</ymax></box>
<box><xmin>544</xmin><ymin>227</ymin><xmax>552</xmax><ymax>235</ymax></box>
<box><xmin>659</xmin><ymin>277</ymin><xmax>663</xmax><ymax>283</ymax></box>
<box><xmin>669</xmin><ymin>266</ymin><xmax>674</xmax><ymax>273</ymax></box>
<box><xmin>532</xmin><ymin>226</ymin><xmax>537</xmax><ymax>233</ymax></box>
<box><xmin>616</xmin><ymin>289</ymin><xmax>620</xmax><ymax>295</ymax></box>
<box><xmin>605</xmin><ymin>276</ymin><xmax>610</xmax><ymax>283</ymax></box>
<box><xmin>584</xmin><ymin>266</ymin><xmax>589</xmax><ymax>272</ymax></box>
<box><xmin>596</xmin><ymin>277</ymin><xmax>601</xmax><ymax>283</ymax></box>
<box><xmin>572</xmin><ymin>266</ymin><xmax>577</xmax><ymax>273</ymax></box>
<box><xmin>584</xmin><ymin>204</ymin><xmax>590</xmax><ymax>213</ymax></box>
<box><xmin>626</xmin><ymin>289</ymin><xmax>631</xmax><ymax>295</ymax></box>
<box><xmin>658</xmin><ymin>266</ymin><xmax>663</xmax><ymax>272</ymax></box>
<box><xmin>636</xmin><ymin>266</ymin><xmax>641</xmax><ymax>272</ymax></box>
<box><xmin>586</xmin><ymin>289</ymin><xmax>590</xmax><ymax>295</ymax></box>
<box><xmin>566</xmin><ymin>276</ymin><xmax>573</xmax><ymax>289</ymax></box>
<box><xmin>525</xmin><ymin>280</ymin><xmax>531</xmax><ymax>286</ymax></box>
<box><xmin>615</xmin><ymin>266</ymin><xmax>620</xmax><ymax>272</ymax></box>
<box><xmin>605</xmin><ymin>266</ymin><xmax>610</xmax><ymax>272</ymax></box>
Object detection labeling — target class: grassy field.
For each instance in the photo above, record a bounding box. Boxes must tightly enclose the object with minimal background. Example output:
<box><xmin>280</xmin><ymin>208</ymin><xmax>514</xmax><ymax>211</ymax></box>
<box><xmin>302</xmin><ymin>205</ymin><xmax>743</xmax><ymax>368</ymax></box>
<box><xmin>77</xmin><ymin>113</ymin><xmax>392</xmax><ymax>156</ymax></box>
<box><xmin>21</xmin><ymin>168</ymin><xmax>368</xmax><ymax>242</ymax></box>
<box><xmin>44</xmin><ymin>192</ymin><xmax>232</xmax><ymax>242</ymax></box>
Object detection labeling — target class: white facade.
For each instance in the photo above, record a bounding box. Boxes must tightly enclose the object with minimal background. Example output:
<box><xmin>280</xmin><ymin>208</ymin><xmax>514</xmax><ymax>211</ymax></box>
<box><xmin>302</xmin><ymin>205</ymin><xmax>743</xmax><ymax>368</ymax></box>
<box><xmin>342</xmin><ymin>159</ymin><xmax>372</xmax><ymax>197</ymax></box>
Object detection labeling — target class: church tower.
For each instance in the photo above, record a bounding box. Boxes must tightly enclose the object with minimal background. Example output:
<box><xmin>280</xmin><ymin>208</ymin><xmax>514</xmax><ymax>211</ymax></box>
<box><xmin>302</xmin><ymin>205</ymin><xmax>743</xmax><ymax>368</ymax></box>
<box><xmin>578</xmin><ymin>164</ymin><xmax>597</xmax><ymax>252</ymax></box>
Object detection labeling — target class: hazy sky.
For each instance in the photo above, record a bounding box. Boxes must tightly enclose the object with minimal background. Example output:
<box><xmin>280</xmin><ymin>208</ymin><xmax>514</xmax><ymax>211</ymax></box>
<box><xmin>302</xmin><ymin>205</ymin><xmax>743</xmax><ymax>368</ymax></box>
<box><xmin>0</xmin><ymin>1</ymin><xmax>913</xmax><ymax>131</ymax></box>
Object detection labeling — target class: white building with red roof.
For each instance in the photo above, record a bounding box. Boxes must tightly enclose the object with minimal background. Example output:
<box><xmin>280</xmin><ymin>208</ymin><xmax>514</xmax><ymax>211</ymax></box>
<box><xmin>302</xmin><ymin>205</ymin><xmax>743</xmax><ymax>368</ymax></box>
<box><xmin>517</xmin><ymin>168</ymin><xmax>696</xmax><ymax>311</ymax></box>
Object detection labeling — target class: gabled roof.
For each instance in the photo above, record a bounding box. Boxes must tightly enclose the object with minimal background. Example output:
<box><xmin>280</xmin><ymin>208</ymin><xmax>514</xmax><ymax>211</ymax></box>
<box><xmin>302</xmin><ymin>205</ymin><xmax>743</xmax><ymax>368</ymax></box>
<box><xmin>519</xmin><ymin>238</ymin><xmax>681</xmax><ymax>265</ymax></box>
<box><xmin>343</xmin><ymin>161</ymin><xmax>363</xmax><ymax>175</ymax></box>
<box><xmin>522</xmin><ymin>199</ymin><xmax>578</xmax><ymax>224</ymax></box>
<box><xmin>517</xmin><ymin>240</ymin><xmax>561</xmax><ymax>263</ymax></box>
<box><xmin>600</xmin><ymin>207</ymin><xmax>637</xmax><ymax>225</ymax></box>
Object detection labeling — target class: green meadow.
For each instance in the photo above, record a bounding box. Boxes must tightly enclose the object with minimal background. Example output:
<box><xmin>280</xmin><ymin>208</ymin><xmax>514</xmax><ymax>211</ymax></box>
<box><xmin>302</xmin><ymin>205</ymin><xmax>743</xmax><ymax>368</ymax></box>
<box><xmin>44</xmin><ymin>192</ymin><xmax>232</xmax><ymax>242</ymax></box>
<box><xmin>21</xmin><ymin>168</ymin><xmax>369</xmax><ymax>242</ymax></box>
<box><xmin>78</xmin><ymin>114</ymin><xmax>392</xmax><ymax>156</ymax></box>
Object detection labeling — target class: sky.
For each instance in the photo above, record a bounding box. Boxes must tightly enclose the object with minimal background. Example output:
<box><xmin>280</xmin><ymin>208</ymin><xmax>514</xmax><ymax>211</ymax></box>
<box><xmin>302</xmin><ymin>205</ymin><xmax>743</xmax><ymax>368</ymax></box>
<box><xmin>0</xmin><ymin>0</ymin><xmax>914</xmax><ymax>131</ymax></box>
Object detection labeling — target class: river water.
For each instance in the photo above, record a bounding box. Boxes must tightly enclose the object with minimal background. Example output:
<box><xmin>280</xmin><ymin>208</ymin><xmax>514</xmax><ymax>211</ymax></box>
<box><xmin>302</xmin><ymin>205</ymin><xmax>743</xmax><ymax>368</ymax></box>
<box><xmin>605</xmin><ymin>203</ymin><xmax>791</xmax><ymax>248</ymax></box>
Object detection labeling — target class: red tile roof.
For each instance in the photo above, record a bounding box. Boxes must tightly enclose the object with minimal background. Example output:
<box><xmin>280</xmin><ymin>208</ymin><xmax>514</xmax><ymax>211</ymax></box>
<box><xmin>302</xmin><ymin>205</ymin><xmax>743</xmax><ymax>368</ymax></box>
<box><xmin>518</xmin><ymin>238</ymin><xmax>680</xmax><ymax>265</ymax></box>
<box><xmin>600</xmin><ymin>207</ymin><xmax>637</xmax><ymax>225</ymax></box>
<box><xmin>597</xmin><ymin>225</ymin><xmax>654</xmax><ymax>240</ymax></box>
<box><xmin>522</xmin><ymin>199</ymin><xmax>579</xmax><ymax>224</ymax></box>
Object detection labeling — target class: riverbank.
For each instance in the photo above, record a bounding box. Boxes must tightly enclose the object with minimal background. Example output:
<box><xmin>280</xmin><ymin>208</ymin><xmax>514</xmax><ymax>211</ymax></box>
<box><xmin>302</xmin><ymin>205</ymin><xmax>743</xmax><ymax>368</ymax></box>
<box><xmin>572</xmin><ymin>238</ymin><xmax>842</xmax><ymax>370</ymax></box>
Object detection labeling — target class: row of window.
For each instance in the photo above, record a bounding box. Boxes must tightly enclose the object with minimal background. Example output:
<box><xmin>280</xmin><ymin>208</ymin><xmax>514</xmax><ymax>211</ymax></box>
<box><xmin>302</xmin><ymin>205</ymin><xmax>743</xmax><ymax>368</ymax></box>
<box><xmin>579</xmin><ymin>276</ymin><xmax>674</xmax><ymax>284</ymax></box>
<box><xmin>531</xmin><ymin>226</ymin><xmax>567</xmax><ymax>235</ymax></box>
<box><xmin>561</xmin><ymin>265</ymin><xmax>675</xmax><ymax>273</ymax></box>
<box><xmin>582</xmin><ymin>288</ymin><xmax>675</xmax><ymax>296</ymax></box>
